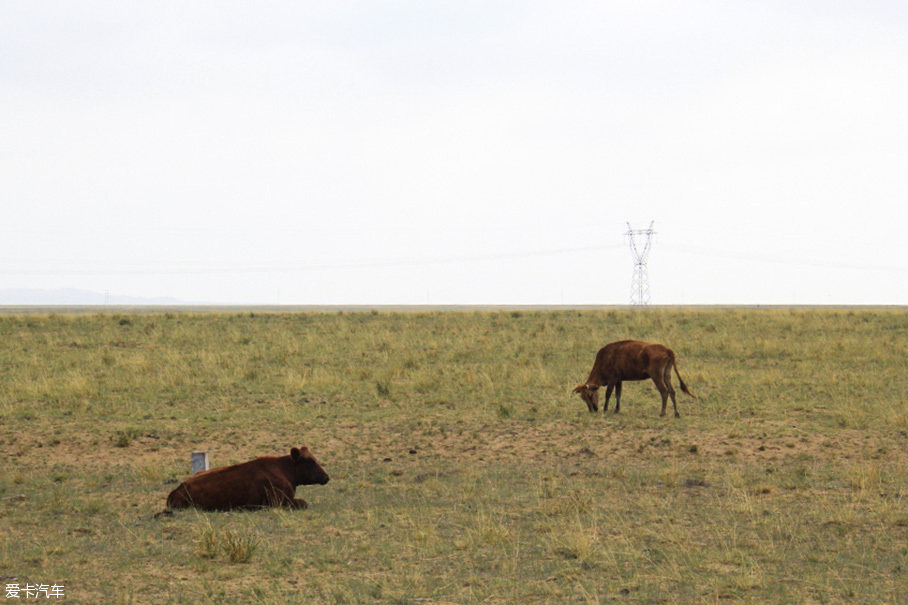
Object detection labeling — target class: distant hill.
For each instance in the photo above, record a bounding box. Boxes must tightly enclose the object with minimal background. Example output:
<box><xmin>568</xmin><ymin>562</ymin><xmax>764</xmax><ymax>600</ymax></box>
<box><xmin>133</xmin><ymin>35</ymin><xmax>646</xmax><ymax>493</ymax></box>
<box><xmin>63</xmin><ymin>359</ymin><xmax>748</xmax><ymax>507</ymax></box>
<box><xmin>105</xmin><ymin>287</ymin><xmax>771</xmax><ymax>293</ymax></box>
<box><xmin>0</xmin><ymin>288</ymin><xmax>193</xmax><ymax>306</ymax></box>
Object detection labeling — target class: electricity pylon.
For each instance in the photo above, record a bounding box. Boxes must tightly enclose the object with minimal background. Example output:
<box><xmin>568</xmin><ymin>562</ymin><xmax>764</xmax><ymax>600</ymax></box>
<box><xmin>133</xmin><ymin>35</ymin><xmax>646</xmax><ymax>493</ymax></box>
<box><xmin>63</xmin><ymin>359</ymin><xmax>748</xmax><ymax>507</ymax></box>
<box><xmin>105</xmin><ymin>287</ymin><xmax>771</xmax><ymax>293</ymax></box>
<box><xmin>626</xmin><ymin>221</ymin><xmax>655</xmax><ymax>306</ymax></box>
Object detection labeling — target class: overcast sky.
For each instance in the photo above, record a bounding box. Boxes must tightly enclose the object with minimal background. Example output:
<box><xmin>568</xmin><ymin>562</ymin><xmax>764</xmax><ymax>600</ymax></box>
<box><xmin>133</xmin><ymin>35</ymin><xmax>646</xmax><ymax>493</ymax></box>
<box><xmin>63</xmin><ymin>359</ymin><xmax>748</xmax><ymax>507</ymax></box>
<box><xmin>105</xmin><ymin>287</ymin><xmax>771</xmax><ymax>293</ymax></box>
<box><xmin>2</xmin><ymin>1</ymin><xmax>907</xmax><ymax>305</ymax></box>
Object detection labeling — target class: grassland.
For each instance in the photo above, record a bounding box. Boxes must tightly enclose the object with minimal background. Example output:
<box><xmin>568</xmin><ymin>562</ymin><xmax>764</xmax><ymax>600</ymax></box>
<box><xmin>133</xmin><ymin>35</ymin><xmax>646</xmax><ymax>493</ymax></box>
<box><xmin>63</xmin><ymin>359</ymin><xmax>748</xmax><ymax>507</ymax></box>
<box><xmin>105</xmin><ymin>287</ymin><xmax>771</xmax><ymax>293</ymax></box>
<box><xmin>1</xmin><ymin>307</ymin><xmax>907</xmax><ymax>603</ymax></box>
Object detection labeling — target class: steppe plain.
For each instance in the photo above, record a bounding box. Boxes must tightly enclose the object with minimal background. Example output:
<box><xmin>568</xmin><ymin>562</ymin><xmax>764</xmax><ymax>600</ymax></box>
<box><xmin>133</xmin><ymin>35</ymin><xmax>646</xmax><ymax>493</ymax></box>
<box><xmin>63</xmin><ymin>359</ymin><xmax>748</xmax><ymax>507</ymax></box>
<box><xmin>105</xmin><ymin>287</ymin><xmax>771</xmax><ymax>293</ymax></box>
<box><xmin>1</xmin><ymin>307</ymin><xmax>906</xmax><ymax>603</ymax></box>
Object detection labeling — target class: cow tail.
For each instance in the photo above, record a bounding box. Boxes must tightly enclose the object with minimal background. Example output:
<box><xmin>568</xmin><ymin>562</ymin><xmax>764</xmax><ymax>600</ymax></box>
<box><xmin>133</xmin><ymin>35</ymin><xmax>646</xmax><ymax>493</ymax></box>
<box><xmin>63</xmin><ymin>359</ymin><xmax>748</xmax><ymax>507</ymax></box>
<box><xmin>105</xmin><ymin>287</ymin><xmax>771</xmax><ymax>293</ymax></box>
<box><xmin>672</xmin><ymin>354</ymin><xmax>696</xmax><ymax>399</ymax></box>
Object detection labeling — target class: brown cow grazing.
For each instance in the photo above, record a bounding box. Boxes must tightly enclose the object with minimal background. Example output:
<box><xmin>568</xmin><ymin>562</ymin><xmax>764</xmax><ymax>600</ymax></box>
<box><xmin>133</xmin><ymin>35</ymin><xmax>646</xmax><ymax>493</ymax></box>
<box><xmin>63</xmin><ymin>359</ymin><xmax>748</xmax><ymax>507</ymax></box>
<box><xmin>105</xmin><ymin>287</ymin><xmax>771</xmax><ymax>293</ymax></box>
<box><xmin>573</xmin><ymin>340</ymin><xmax>695</xmax><ymax>417</ymax></box>
<box><xmin>166</xmin><ymin>446</ymin><xmax>329</xmax><ymax>511</ymax></box>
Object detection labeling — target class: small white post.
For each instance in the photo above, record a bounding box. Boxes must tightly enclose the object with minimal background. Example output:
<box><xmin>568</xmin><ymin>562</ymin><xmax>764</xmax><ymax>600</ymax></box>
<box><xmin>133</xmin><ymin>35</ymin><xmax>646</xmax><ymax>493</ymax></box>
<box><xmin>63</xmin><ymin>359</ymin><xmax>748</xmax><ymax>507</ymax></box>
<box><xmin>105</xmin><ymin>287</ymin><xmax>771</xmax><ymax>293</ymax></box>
<box><xmin>191</xmin><ymin>451</ymin><xmax>209</xmax><ymax>475</ymax></box>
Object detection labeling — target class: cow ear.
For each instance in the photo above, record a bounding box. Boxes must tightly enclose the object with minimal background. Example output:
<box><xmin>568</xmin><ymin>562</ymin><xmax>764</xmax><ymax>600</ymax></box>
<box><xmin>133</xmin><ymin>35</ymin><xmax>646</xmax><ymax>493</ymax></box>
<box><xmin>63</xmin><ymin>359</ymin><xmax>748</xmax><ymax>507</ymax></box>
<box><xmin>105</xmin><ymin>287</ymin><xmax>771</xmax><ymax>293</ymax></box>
<box><xmin>291</xmin><ymin>447</ymin><xmax>301</xmax><ymax>461</ymax></box>
<box><xmin>572</xmin><ymin>385</ymin><xmax>584</xmax><ymax>394</ymax></box>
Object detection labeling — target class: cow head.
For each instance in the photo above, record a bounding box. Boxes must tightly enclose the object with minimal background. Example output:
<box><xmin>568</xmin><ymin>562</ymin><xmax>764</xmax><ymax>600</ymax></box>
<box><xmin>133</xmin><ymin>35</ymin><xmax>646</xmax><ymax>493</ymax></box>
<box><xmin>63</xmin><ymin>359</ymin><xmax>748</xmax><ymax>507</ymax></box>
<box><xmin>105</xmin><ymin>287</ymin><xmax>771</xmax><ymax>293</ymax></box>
<box><xmin>573</xmin><ymin>384</ymin><xmax>599</xmax><ymax>412</ymax></box>
<box><xmin>290</xmin><ymin>446</ymin><xmax>330</xmax><ymax>486</ymax></box>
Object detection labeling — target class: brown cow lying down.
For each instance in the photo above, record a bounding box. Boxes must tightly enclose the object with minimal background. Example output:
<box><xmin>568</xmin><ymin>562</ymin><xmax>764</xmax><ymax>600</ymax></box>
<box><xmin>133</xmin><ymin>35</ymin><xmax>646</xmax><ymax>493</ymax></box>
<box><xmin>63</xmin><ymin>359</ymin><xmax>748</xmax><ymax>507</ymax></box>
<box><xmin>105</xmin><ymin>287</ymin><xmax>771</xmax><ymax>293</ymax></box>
<box><xmin>573</xmin><ymin>340</ymin><xmax>696</xmax><ymax>417</ymax></box>
<box><xmin>167</xmin><ymin>446</ymin><xmax>329</xmax><ymax>511</ymax></box>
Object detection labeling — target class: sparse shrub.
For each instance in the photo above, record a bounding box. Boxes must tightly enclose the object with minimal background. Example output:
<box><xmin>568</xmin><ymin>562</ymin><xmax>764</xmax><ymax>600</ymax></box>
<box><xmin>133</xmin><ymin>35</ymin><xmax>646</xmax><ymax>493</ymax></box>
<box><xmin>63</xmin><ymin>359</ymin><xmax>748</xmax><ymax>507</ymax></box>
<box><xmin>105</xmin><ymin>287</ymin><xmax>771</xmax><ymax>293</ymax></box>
<box><xmin>137</xmin><ymin>463</ymin><xmax>165</xmax><ymax>485</ymax></box>
<box><xmin>111</xmin><ymin>427</ymin><xmax>142</xmax><ymax>448</ymax></box>
<box><xmin>223</xmin><ymin>529</ymin><xmax>260</xmax><ymax>563</ymax></box>
<box><xmin>195</xmin><ymin>523</ymin><xmax>260</xmax><ymax>564</ymax></box>
<box><xmin>848</xmin><ymin>462</ymin><xmax>883</xmax><ymax>499</ymax></box>
<box><xmin>80</xmin><ymin>497</ymin><xmax>107</xmax><ymax>516</ymax></box>
<box><xmin>537</xmin><ymin>476</ymin><xmax>560</xmax><ymax>499</ymax></box>
<box><xmin>473</xmin><ymin>510</ymin><xmax>511</xmax><ymax>546</ymax></box>
<box><xmin>195</xmin><ymin>525</ymin><xmax>220</xmax><ymax>559</ymax></box>
<box><xmin>551</xmin><ymin>516</ymin><xmax>599</xmax><ymax>564</ymax></box>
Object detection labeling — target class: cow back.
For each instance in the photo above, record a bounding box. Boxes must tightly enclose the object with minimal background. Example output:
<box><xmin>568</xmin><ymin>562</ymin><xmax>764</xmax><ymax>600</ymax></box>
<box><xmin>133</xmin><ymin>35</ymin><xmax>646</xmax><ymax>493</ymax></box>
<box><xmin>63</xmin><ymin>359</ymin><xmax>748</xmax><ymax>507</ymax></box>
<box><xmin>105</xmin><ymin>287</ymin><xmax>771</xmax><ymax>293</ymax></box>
<box><xmin>166</xmin><ymin>456</ymin><xmax>292</xmax><ymax>510</ymax></box>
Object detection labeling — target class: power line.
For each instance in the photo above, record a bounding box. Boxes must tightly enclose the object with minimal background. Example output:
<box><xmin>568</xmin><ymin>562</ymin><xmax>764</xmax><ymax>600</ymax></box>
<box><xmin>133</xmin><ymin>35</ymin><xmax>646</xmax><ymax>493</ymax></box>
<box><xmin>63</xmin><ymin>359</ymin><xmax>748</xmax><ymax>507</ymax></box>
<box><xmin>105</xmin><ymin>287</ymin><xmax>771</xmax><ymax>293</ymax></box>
<box><xmin>662</xmin><ymin>244</ymin><xmax>908</xmax><ymax>273</ymax></box>
<box><xmin>4</xmin><ymin>240</ymin><xmax>904</xmax><ymax>279</ymax></box>
<box><xmin>0</xmin><ymin>243</ymin><xmax>625</xmax><ymax>276</ymax></box>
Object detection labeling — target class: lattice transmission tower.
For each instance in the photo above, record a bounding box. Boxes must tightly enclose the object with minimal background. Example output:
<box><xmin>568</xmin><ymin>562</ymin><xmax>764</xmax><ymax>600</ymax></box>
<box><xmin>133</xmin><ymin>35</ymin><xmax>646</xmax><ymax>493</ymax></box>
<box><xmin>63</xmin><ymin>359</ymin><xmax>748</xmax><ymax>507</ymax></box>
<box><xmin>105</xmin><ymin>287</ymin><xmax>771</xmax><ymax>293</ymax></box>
<box><xmin>626</xmin><ymin>221</ymin><xmax>656</xmax><ymax>306</ymax></box>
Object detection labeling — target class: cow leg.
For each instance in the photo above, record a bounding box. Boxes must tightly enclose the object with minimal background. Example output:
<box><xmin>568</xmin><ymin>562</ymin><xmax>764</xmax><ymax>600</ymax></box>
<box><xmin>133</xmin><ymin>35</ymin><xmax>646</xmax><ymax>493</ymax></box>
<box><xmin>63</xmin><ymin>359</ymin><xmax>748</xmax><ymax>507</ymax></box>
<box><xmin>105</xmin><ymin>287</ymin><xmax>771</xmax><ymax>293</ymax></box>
<box><xmin>652</xmin><ymin>374</ymin><xmax>669</xmax><ymax>417</ymax></box>
<box><xmin>265</xmin><ymin>483</ymin><xmax>307</xmax><ymax>509</ymax></box>
<box><xmin>604</xmin><ymin>384</ymin><xmax>614</xmax><ymax>412</ymax></box>
<box><xmin>614</xmin><ymin>382</ymin><xmax>622</xmax><ymax>413</ymax></box>
<box><xmin>276</xmin><ymin>493</ymin><xmax>308</xmax><ymax>509</ymax></box>
<box><xmin>663</xmin><ymin>365</ymin><xmax>680</xmax><ymax>418</ymax></box>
